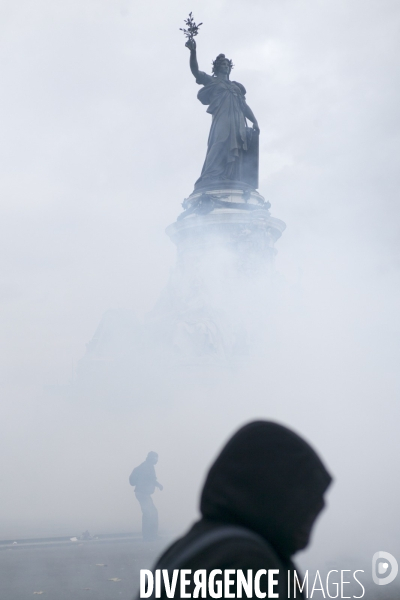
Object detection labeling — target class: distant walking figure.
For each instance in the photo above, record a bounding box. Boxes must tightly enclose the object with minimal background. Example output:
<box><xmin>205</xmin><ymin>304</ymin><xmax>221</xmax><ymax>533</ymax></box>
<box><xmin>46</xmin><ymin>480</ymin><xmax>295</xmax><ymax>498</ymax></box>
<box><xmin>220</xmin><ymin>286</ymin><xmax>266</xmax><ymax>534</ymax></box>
<box><xmin>129</xmin><ymin>451</ymin><xmax>163</xmax><ymax>541</ymax></box>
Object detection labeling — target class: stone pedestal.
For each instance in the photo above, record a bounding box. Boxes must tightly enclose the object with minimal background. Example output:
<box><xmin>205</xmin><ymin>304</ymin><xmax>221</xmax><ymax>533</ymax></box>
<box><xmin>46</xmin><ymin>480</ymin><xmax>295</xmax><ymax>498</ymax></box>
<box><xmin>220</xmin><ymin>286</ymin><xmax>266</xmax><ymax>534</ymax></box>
<box><xmin>76</xmin><ymin>187</ymin><xmax>286</xmax><ymax>389</ymax></box>
<box><xmin>147</xmin><ymin>187</ymin><xmax>286</xmax><ymax>365</ymax></box>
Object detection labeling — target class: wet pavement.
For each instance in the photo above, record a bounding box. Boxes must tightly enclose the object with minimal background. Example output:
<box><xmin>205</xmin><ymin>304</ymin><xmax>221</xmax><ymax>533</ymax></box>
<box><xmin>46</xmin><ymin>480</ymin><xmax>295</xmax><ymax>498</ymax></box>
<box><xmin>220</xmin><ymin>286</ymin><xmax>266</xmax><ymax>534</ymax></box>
<box><xmin>0</xmin><ymin>535</ymin><xmax>169</xmax><ymax>600</ymax></box>
<box><xmin>2</xmin><ymin>535</ymin><xmax>400</xmax><ymax>599</ymax></box>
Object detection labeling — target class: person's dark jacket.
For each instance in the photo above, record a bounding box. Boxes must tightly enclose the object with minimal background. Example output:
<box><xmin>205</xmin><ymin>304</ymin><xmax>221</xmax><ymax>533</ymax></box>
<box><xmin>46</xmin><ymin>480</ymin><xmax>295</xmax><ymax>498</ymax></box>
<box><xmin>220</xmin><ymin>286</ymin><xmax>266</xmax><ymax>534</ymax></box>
<box><xmin>152</xmin><ymin>421</ymin><xmax>332</xmax><ymax>599</ymax></box>
<box><xmin>129</xmin><ymin>460</ymin><xmax>157</xmax><ymax>495</ymax></box>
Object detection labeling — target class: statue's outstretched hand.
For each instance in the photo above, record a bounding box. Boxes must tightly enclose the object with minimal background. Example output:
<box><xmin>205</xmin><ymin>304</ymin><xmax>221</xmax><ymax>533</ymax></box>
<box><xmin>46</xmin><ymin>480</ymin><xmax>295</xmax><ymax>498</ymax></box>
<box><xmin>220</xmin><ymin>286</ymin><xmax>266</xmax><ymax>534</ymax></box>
<box><xmin>185</xmin><ymin>38</ymin><xmax>196</xmax><ymax>52</ymax></box>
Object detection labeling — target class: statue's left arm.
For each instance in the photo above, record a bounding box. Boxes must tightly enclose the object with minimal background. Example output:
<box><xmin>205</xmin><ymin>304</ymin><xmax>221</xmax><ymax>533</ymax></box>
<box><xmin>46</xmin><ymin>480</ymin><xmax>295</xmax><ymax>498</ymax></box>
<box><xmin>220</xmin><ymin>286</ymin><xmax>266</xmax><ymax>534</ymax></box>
<box><xmin>243</xmin><ymin>102</ymin><xmax>260</xmax><ymax>134</ymax></box>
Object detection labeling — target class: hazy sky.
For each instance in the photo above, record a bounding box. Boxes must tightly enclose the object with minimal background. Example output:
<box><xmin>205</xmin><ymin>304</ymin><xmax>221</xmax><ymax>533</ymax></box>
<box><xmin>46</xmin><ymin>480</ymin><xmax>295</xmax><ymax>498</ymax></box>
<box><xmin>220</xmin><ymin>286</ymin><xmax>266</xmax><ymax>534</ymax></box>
<box><xmin>0</xmin><ymin>0</ymin><xmax>399</xmax><ymax>567</ymax></box>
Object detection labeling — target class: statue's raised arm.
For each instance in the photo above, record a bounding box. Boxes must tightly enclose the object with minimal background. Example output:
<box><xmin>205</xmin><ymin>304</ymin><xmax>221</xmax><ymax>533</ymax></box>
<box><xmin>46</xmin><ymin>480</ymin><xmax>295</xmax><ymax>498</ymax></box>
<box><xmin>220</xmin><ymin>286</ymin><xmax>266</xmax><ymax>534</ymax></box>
<box><xmin>185</xmin><ymin>38</ymin><xmax>201</xmax><ymax>80</ymax></box>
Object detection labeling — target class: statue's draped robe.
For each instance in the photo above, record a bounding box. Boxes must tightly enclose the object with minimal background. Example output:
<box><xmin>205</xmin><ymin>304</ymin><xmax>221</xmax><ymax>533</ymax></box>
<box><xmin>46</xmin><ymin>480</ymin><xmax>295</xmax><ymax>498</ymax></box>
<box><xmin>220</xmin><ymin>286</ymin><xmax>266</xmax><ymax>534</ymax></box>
<box><xmin>195</xmin><ymin>71</ymin><xmax>258</xmax><ymax>189</ymax></box>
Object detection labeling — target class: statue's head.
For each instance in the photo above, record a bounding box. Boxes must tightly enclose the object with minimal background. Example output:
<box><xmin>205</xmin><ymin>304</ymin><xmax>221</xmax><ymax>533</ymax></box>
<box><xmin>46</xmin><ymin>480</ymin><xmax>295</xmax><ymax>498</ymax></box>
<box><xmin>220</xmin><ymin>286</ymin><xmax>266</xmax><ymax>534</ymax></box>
<box><xmin>212</xmin><ymin>54</ymin><xmax>234</xmax><ymax>76</ymax></box>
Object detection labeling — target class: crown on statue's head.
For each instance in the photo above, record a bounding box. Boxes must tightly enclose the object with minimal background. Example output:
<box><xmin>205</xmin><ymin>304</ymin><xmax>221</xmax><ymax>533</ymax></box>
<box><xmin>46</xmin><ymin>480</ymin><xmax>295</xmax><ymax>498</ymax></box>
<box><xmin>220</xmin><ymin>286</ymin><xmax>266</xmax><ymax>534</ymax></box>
<box><xmin>212</xmin><ymin>54</ymin><xmax>234</xmax><ymax>74</ymax></box>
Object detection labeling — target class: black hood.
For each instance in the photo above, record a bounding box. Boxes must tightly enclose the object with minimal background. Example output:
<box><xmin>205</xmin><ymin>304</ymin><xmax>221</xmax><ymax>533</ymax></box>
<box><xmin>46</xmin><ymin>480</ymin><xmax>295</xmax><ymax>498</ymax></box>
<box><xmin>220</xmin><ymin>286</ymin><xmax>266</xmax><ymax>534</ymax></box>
<box><xmin>200</xmin><ymin>421</ymin><xmax>332</xmax><ymax>558</ymax></box>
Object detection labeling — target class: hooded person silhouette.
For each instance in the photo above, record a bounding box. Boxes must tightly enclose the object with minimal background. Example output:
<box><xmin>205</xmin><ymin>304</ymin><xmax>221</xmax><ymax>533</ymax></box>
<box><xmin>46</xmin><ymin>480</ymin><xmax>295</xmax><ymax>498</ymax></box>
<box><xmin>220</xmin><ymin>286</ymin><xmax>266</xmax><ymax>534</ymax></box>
<box><xmin>149</xmin><ymin>421</ymin><xmax>332</xmax><ymax>598</ymax></box>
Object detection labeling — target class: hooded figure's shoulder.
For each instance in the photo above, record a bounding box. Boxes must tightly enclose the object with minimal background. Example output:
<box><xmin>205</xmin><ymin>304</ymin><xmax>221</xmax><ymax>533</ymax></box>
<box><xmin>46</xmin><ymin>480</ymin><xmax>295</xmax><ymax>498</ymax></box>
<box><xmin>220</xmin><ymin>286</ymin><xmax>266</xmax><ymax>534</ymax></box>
<box><xmin>189</xmin><ymin>530</ymin><xmax>284</xmax><ymax>572</ymax></box>
<box><xmin>154</xmin><ymin>520</ymin><xmax>284</xmax><ymax>571</ymax></box>
<box><xmin>153</xmin><ymin>521</ymin><xmax>288</xmax><ymax>599</ymax></box>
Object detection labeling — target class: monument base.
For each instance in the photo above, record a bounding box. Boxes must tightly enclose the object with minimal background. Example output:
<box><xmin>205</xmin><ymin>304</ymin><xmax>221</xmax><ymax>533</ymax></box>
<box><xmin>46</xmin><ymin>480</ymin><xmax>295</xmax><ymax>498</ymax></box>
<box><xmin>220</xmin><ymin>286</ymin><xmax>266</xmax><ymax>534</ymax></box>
<box><xmin>147</xmin><ymin>188</ymin><xmax>286</xmax><ymax>365</ymax></box>
<box><xmin>76</xmin><ymin>188</ymin><xmax>286</xmax><ymax>385</ymax></box>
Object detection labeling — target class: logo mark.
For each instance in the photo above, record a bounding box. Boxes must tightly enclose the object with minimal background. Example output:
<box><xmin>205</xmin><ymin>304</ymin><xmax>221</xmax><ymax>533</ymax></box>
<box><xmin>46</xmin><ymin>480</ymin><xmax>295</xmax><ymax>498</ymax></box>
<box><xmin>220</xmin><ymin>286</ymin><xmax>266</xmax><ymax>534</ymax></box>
<box><xmin>372</xmin><ymin>551</ymin><xmax>398</xmax><ymax>585</ymax></box>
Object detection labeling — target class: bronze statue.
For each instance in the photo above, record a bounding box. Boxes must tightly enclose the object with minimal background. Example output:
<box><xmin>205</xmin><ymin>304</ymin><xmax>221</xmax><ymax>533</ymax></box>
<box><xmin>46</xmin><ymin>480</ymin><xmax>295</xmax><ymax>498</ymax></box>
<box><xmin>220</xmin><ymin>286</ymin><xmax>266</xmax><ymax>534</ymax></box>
<box><xmin>183</xmin><ymin>20</ymin><xmax>260</xmax><ymax>191</ymax></box>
